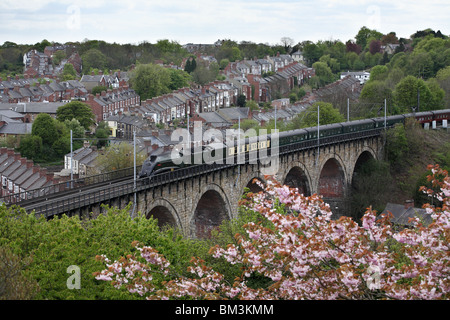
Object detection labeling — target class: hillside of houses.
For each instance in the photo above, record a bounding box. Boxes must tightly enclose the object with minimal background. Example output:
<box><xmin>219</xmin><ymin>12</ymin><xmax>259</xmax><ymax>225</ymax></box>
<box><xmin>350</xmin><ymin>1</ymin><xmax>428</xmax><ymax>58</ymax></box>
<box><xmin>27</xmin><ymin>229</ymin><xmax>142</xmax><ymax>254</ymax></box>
<box><xmin>0</xmin><ymin>44</ymin><xmax>365</xmax><ymax>197</ymax></box>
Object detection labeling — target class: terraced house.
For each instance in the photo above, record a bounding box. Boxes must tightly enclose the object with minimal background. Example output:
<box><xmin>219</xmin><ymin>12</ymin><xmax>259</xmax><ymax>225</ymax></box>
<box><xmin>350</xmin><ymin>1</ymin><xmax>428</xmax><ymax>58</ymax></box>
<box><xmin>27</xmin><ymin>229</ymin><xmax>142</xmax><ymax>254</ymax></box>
<box><xmin>0</xmin><ymin>75</ymin><xmax>88</xmax><ymax>103</ymax></box>
<box><xmin>84</xmin><ymin>85</ymin><xmax>140</xmax><ymax>122</ymax></box>
<box><xmin>0</xmin><ymin>148</ymin><xmax>64</xmax><ymax>201</ymax></box>
<box><xmin>136</xmin><ymin>81</ymin><xmax>238</xmax><ymax>124</ymax></box>
<box><xmin>80</xmin><ymin>70</ymin><xmax>121</xmax><ymax>91</ymax></box>
<box><xmin>224</xmin><ymin>54</ymin><xmax>314</xmax><ymax>103</ymax></box>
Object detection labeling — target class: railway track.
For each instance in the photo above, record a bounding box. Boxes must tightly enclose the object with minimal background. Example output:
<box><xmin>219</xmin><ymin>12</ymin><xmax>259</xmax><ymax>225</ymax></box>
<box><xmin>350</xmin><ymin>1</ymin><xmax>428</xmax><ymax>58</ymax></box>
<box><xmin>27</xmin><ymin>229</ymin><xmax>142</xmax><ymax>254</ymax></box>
<box><xmin>8</xmin><ymin>175</ymin><xmax>134</xmax><ymax>210</ymax></box>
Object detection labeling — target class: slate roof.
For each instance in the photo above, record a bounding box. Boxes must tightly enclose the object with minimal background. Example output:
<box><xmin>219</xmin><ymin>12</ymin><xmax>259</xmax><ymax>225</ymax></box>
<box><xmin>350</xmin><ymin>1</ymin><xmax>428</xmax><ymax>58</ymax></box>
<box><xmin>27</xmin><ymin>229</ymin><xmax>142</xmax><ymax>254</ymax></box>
<box><xmin>0</xmin><ymin>123</ymin><xmax>33</xmax><ymax>135</ymax></box>
<box><xmin>0</xmin><ymin>102</ymin><xmax>65</xmax><ymax>114</ymax></box>
<box><xmin>197</xmin><ymin>112</ymin><xmax>230</xmax><ymax>128</ymax></box>
<box><xmin>382</xmin><ymin>203</ymin><xmax>432</xmax><ymax>226</ymax></box>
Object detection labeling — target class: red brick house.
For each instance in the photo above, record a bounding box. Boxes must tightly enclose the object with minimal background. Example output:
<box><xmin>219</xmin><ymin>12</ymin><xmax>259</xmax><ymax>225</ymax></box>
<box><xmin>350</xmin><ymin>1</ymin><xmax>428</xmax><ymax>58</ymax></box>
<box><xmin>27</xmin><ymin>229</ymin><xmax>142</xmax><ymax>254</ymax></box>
<box><xmin>84</xmin><ymin>86</ymin><xmax>140</xmax><ymax>122</ymax></box>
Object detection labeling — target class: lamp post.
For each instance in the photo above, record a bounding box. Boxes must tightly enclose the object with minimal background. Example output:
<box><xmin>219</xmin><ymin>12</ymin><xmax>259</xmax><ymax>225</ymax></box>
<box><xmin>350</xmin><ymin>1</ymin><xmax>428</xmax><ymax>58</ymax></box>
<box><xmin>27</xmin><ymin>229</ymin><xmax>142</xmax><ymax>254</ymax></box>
<box><xmin>384</xmin><ymin>99</ymin><xmax>387</xmax><ymax>130</ymax></box>
<box><xmin>236</xmin><ymin>115</ymin><xmax>241</xmax><ymax>185</ymax></box>
<box><xmin>70</xmin><ymin>130</ymin><xmax>73</xmax><ymax>188</ymax></box>
<box><xmin>132</xmin><ymin>127</ymin><xmax>137</xmax><ymax>217</ymax></box>
<box><xmin>317</xmin><ymin>104</ymin><xmax>320</xmax><ymax>166</ymax></box>
<box><xmin>133</xmin><ymin>127</ymin><xmax>136</xmax><ymax>191</ymax></box>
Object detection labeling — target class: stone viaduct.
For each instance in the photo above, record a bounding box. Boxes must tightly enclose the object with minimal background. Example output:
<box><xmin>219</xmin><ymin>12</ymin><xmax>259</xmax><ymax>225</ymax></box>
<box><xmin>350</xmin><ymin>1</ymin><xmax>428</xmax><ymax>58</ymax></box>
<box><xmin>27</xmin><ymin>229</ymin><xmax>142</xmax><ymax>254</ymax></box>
<box><xmin>17</xmin><ymin>129</ymin><xmax>384</xmax><ymax>239</ymax></box>
<box><xmin>130</xmin><ymin>132</ymin><xmax>384</xmax><ymax>238</ymax></box>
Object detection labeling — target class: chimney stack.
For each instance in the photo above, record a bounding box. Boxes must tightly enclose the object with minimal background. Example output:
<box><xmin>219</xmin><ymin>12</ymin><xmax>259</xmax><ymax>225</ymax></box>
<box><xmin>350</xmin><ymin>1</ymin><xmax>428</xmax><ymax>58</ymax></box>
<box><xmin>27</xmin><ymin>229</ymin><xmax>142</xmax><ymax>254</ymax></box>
<box><xmin>26</xmin><ymin>160</ymin><xmax>34</xmax><ymax>169</ymax></box>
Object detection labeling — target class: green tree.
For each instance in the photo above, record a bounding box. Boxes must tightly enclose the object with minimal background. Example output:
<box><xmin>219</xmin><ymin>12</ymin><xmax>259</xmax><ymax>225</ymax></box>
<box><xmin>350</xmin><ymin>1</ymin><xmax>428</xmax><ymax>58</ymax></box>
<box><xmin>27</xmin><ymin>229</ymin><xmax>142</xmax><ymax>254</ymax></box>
<box><xmin>184</xmin><ymin>59</ymin><xmax>192</xmax><ymax>73</ymax></box>
<box><xmin>168</xmin><ymin>68</ymin><xmax>191</xmax><ymax>90</ymax></box>
<box><xmin>52</xmin><ymin>136</ymin><xmax>70</xmax><ymax>158</ymax></box>
<box><xmin>0</xmin><ymin>247</ymin><xmax>38</xmax><ymax>299</ymax></box>
<box><xmin>52</xmin><ymin>50</ymin><xmax>66</xmax><ymax>65</ymax></box>
<box><xmin>95</xmin><ymin>143</ymin><xmax>147</xmax><ymax>172</ymax></box>
<box><xmin>289</xmin><ymin>93</ymin><xmax>298</xmax><ymax>104</ymax></box>
<box><xmin>95</xmin><ymin>121</ymin><xmax>111</xmax><ymax>148</ymax></box>
<box><xmin>56</xmin><ymin>101</ymin><xmax>96</xmax><ymax>130</ymax></box>
<box><xmin>18</xmin><ymin>135</ymin><xmax>42</xmax><ymax>160</ymax></box>
<box><xmin>369</xmin><ymin>65</ymin><xmax>389</xmax><ymax>82</ymax></box>
<box><xmin>129</xmin><ymin>63</ymin><xmax>171</xmax><ymax>100</ymax></box>
<box><xmin>31</xmin><ymin>113</ymin><xmax>59</xmax><ymax>146</ymax></box>
<box><xmin>426</xmin><ymin>78</ymin><xmax>445</xmax><ymax>110</ymax></box>
<box><xmin>343</xmin><ymin>52</ymin><xmax>359</xmax><ymax>70</ymax></box>
<box><xmin>360</xmin><ymin>80</ymin><xmax>393</xmax><ymax>112</ymax></box>
<box><xmin>184</xmin><ymin>57</ymin><xmax>197</xmax><ymax>74</ymax></box>
<box><xmin>353</xmin><ymin>59</ymin><xmax>365</xmax><ymax>71</ymax></box>
<box><xmin>385</xmin><ymin>67</ymin><xmax>405</xmax><ymax>89</ymax></box>
<box><xmin>81</xmin><ymin>48</ymin><xmax>108</xmax><ymax>72</ymax></box>
<box><xmin>436</xmin><ymin>66</ymin><xmax>450</xmax><ymax>108</ymax></box>
<box><xmin>61</xmin><ymin>63</ymin><xmax>77</xmax><ymax>81</ymax></box>
<box><xmin>64</xmin><ymin>118</ymin><xmax>86</xmax><ymax>150</ymax></box>
<box><xmin>303</xmin><ymin>42</ymin><xmax>324</xmax><ymax>66</ymax></box>
<box><xmin>22</xmin><ymin>113</ymin><xmax>69</xmax><ymax>162</ymax></box>
<box><xmin>190</xmin><ymin>58</ymin><xmax>197</xmax><ymax>72</ymax></box>
<box><xmin>155</xmin><ymin>39</ymin><xmax>174</xmax><ymax>52</ymax></box>
<box><xmin>0</xmin><ymin>47</ymin><xmax>22</xmax><ymax>73</ymax></box>
<box><xmin>246</xmin><ymin>100</ymin><xmax>259</xmax><ymax>111</ymax></box>
<box><xmin>236</xmin><ymin>94</ymin><xmax>246</xmax><ymax>107</ymax></box>
<box><xmin>33</xmin><ymin>39</ymin><xmax>51</xmax><ymax>52</ymax></box>
<box><xmin>363</xmin><ymin>51</ymin><xmax>382</xmax><ymax>68</ymax></box>
<box><xmin>409</xmin><ymin>52</ymin><xmax>434</xmax><ymax>79</ymax></box>
<box><xmin>219</xmin><ymin>59</ymin><xmax>230</xmax><ymax>70</ymax></box>
<box><xmin>191</xmin><ymin>62</ymin><xmax>219</xmax><ymax>85</ymax></box>
<box><xmin>230</xmin><ymin>47</ymin><xmax>242</xmax><ymax>62</ymax></box>
<box><xmin>414</xmin><ymin>36</ymin><xmax>448</xmax><ymax>53</ymax></box>
<box><xmin>232</xmin><ymin>119</ymin><xmax>260</xmax><ymax>131</ymax></box>
<box><xmin>388</xmin><ymin>52</ymin><xmax>409</xmax><ymax>72</ymax></box>
<box><xmin>355</xmin><ymin>26</ymin><xmax>383</xmax><ymax>50</ymax></box>
<box><xmin>292</xmin><ymin>102</ymin><xmax>344</xmax><ymax>128</ymax></box>
<box><xmin>311</xmin><ymin>61</ymin><xmax>334</xmax><ymax>87</ymax></box>
<box><xmin>385</xmin><ymin>122</ymin><xmax>409</xmax><ymax>169</ymax></box>
<box><xmin>0</xmin><ymin>204</ymin><xmax>208</xmax><ymax>300</ymax></box>
<box><xmin>394</xmin><ymin>75</ymin><xmax>433</xmax><ymax>112</ymax></box>
<box><xmin>319</xmin><ymin>54</ymin><xmax>340</xmax><ymax>74</ymax></box>
<box><xmin>91</xmin><ymin>85</ymin><xmax>108</xmax><ymax>95</ymax></box>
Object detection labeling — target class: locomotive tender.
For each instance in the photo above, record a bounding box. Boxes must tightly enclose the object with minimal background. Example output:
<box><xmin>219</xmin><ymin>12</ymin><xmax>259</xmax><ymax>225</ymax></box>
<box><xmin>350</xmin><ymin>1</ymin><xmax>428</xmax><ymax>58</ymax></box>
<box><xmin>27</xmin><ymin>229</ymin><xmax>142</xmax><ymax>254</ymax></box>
<box><xmin>138</xmin><ymin>109</ymin><xmax>450</xmax><ymax>179</ymax></box>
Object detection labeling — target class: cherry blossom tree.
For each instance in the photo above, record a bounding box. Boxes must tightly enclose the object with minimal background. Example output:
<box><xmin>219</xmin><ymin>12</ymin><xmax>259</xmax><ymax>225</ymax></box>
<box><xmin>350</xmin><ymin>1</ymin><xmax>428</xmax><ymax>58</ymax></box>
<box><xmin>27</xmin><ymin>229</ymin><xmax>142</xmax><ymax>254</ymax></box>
<box><xmin>95</xmin><ymin>165</ymin><xmax>450</xmax><ymax>300</ymax></box>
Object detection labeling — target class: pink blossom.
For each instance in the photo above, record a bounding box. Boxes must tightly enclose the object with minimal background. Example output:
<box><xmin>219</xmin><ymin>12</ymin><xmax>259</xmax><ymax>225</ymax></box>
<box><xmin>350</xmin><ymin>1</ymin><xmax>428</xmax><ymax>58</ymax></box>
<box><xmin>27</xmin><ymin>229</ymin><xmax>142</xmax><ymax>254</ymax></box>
<box><xmin>95</xmin><ymin>166</ymin><xmax>450</xmax><ymax>300</ymax></box>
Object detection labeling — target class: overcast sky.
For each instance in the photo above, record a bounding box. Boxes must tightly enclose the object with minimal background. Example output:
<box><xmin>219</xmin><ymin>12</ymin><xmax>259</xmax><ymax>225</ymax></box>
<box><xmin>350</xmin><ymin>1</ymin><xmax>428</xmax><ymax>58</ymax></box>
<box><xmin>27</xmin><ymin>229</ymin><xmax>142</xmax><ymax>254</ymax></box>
<box><xmin>1</xmin><ymin>0</ymin><xmax>449</xmax><ymax>46</ymax></box>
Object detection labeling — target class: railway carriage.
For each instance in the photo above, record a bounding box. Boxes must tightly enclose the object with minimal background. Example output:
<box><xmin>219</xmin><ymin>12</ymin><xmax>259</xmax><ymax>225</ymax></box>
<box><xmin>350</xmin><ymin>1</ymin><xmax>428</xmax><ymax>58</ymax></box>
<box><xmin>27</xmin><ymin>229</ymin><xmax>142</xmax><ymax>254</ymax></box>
<box><xmin>413</xmin><ymin>111</ymin><xmax>434</xmax><ymax>124</ymax></box>
<box><xmin>278</xmin><ymin>128</ymin><xmax>309</xmax><ymax>145</ymax></box>
<box><xmin>432</xmin><ymin>109</ymin><xmax>450</xmax><ymax>126</ymax></box>
<box><xmin>341</xmin><ymin>119</ymin><xmax>375</xmax><ymax>133</ymax></box>
<box><xmin>319</xmin><ymin>123</ymin><xmax>344</xmax><ymax>137</ymax></box>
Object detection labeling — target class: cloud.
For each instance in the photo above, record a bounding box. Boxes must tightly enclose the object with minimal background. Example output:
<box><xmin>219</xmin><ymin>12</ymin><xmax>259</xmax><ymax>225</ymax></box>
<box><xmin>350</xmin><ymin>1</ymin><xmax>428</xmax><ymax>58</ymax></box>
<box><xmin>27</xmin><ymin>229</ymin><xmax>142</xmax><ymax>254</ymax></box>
<box><xmin>0</xmin><ymin>0</ymin><xmax>107</xmax><ymax>11</ymax></box>
<box><xmin>0</xmin><ymin>0</ymin><xmax>448</xmax><ymax>45</ymax></box>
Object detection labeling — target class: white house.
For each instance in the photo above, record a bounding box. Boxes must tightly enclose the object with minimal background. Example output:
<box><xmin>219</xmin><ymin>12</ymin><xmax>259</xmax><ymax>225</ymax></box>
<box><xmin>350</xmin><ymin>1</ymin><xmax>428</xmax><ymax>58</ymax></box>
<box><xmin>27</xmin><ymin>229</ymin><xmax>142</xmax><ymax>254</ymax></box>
<box><xmin>340</xmin><ymin>71</ymin><xmax>371</xmax><ymax>84</ymax></box>
<box><xmin>291</xmin><ymin>51</ymin><xmax>304</xmax><ymax>62</ymax></box>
